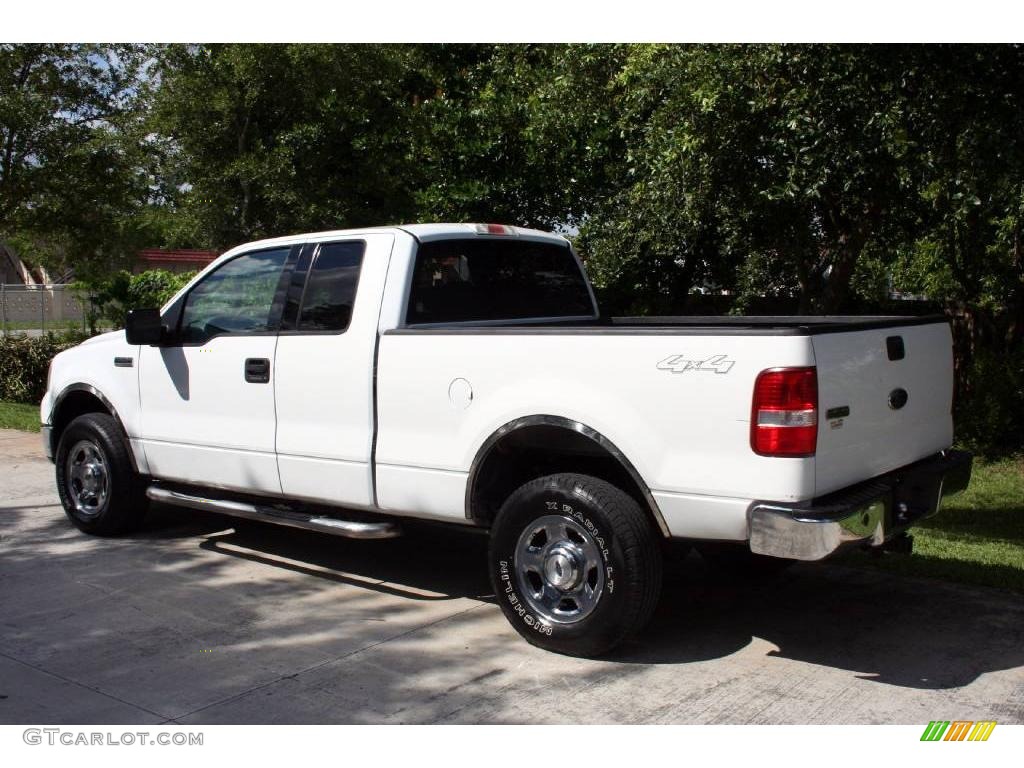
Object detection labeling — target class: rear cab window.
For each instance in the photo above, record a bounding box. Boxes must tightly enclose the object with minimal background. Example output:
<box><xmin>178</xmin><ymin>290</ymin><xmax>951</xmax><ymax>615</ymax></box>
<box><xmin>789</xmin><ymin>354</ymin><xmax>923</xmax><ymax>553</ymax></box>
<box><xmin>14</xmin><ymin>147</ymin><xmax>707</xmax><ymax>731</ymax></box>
<box><xmin>405</xmin><ymin>238</ymin><xmax>595</xmax><ymax>326</ymax></box>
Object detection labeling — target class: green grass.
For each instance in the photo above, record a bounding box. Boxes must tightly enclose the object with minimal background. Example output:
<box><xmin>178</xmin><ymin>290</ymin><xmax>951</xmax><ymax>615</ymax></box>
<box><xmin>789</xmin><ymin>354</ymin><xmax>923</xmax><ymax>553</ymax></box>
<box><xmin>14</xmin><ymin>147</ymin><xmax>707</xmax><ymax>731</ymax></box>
<box><xmin>0</xmin><ymin>320</ymin><xmax>91</xmax><ymax>332</ymax></box>
<box><xmin>0</xmin><ymin>401</ymin><xmax>41</xmax><ymax>432</ymax></box>
<box><xmin>1</xmin><ymin>322</ymin><xmax>116</xmax><ymax>334</ymax></box>
<box><xmin>838</xmin><ymin>457</ymin><xmax>1024</xmax><ymax>592</ymax></box>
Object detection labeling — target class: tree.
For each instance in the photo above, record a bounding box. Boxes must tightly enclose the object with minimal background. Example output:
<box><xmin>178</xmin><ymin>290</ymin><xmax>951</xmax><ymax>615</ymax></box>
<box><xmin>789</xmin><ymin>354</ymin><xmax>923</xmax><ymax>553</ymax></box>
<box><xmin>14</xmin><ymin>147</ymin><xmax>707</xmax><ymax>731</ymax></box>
<box><xmin>410</xmin><ymin>44</ymin><xmax>624</xmax><ymax>230</ymax></box>
<box><xmin>0</xmin><ymin>44</ymin><xmax>154</xmax><ymax>282</ymax></box>
<box><xmin>893</xmin><ymin>45</ymin><xmax>1024</xmax><ymax>334</ymax></box>
<box><xmin>568</xmin><ymin>45</ymin><xmax>927</xmax><ymax>314</ymax></box>
<box><xmin>150</xmin><ymin>44</ymin><xmax>424</xmax><ymax>249</ymax></box>
<box><xmin>574</xmin><ymin>45</ymin><xmax>752</xmax><ymax>314</ymax></box>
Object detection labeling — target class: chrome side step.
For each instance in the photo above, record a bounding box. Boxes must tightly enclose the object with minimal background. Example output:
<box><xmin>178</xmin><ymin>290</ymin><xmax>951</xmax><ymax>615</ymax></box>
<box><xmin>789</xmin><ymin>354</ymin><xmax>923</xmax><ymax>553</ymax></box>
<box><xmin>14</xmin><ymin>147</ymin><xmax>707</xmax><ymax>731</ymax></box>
<box><xmin>146</xmin><ymin>486</ymin><xmax>401</xmax><ymax>540</ymax></box>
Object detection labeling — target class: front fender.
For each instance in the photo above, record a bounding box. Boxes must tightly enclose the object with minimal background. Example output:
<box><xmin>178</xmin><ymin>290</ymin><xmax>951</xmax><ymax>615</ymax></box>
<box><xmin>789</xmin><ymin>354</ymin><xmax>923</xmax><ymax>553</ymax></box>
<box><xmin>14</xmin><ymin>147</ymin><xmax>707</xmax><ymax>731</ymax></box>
<box><xmin>44</xmin><ymin>334</ymin><xmax>146</xmax><ymax>473</ymax></box>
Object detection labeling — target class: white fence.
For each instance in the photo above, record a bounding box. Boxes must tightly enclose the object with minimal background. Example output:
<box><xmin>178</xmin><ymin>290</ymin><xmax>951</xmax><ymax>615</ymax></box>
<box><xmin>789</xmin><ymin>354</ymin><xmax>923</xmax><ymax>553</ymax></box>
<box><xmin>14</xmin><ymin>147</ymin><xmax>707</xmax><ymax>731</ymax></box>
<box><xmin>0</xmin><ymin>284</ymin><xmax>89</xmax><ymax>334</ymax></box>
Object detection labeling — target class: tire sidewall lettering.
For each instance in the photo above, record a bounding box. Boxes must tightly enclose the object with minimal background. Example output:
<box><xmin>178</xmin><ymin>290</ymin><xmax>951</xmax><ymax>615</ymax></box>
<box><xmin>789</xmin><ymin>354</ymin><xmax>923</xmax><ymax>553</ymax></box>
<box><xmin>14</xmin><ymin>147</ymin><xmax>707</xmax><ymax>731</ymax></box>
<box><xmin>494</xmin><ymin>491</ymin><xmax>620</xmax><ymax>638</ymax></box>
<box><xmin>498</xmin><ymin>559</ymin><xmax>553</xmax><ymax>636</ymax></box>
<box><xmin>489</xmin><ymin>474</ymin><xmax>661</xmax><ymax>656</ymax></box>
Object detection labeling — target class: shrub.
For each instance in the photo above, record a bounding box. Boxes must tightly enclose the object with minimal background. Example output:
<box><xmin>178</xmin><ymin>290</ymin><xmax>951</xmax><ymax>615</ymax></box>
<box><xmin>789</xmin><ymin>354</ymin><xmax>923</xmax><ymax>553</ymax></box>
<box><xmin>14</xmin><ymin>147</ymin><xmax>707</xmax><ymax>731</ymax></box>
<box><xmin>0</xmin><ymin>331</ymin><xmax>90</xmax><ymax>404</ymax></box>
<box><xmin>74</xmin><ymin>269</ymin><xmax>196</xmax><ymax>330</ymax></box>
<box><xmin>954</xmin><ymin>345</ymin><xmax>1024</xmax><ymax>457</ymax></box>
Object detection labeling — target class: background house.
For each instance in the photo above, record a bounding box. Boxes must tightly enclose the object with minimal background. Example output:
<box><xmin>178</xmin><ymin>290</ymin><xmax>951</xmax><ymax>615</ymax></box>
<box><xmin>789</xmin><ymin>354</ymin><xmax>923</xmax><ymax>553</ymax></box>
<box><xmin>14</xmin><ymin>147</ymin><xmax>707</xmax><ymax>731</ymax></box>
<box><xmin>1</xmin><ymin>244</ymin><xmax>58</xmax><ymax>285</ymax></box>
<box><xmin>134</xmin><ymin>249</ymin><xmax>219</xmax><ymax>274</ymax></box>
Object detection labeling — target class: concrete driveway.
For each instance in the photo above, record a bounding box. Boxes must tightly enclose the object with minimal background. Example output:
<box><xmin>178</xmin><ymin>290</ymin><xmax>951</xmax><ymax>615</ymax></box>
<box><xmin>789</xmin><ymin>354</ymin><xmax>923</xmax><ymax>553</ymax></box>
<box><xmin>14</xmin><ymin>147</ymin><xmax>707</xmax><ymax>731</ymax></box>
<box><xmin>1</xmin><ymin>427</ymin><xmax>1022</xmax><ymax>724</ymax></box>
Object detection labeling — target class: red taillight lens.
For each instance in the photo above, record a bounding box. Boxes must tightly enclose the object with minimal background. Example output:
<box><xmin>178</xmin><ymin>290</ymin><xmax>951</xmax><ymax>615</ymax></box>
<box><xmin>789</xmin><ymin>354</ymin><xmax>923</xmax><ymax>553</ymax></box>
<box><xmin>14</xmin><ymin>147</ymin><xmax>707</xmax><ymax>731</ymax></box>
<box><xmin>751</xmin><ymin>367</ymin><xmax>818</xmax><ymax>457</ymax></box>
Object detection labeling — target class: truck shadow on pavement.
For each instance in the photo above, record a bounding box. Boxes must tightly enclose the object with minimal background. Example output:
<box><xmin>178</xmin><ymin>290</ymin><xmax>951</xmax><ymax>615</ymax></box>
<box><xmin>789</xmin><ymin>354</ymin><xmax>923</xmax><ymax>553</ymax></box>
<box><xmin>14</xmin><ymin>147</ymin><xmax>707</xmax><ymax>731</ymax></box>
<box><xmin>197</xmin><ymin>520</ymin><xmax>494</xmax><ymax>602</ymax></box>
<box><xmin>617</xmin><ymin>551</ymin><xmax>1024</xmax><ymax>689</ymax></box>
<box><xmin>2</xmin><ymin>501</ymin><xmax>1023</xmax><ymax>724</ymax></box>
<box><xmin>168</xmin><ymin>510</ymin><xmax>1024</xmax><ymax>692</ymax></box>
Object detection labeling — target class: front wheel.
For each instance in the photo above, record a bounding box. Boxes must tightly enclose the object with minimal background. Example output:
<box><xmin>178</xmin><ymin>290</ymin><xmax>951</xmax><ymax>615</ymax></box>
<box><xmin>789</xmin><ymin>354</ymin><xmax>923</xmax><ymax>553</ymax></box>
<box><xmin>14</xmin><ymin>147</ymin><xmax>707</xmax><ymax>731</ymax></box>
<box><xmin>488</xmin><ymin>473</ymin><xmax>662</xmax><ymax>657</ymax></box>
<box><xmin>55</xmin><ymin>413</ymin><xmax>148</xmax><ymax>535</ymax></box>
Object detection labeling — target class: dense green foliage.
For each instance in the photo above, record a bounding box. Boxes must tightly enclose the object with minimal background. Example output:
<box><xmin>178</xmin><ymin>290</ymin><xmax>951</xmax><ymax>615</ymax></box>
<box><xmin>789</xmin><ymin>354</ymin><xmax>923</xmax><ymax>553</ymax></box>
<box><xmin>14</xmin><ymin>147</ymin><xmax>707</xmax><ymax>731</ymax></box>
<box><xmin>956</xmin><ymin>347</ymin><xmax>1024</xmax><ymax>455</ymax></box>
<box><xmin>0</xmin><ymin>44</ymin><xmax>158</xmax><ymax>283</ymax></box>
<box><xmin>149</xmin><ymin>45</ymin><xmax>423</xmax><ymax>246</ymax></box>
<box><xmin>1</xmin><ymin>43</ymin><xmax>1022</xmax><ymax>451</ymax></box>
<box><xmin>0</xmin><ymin>331</ymin><xmax>88</xmax><ymax>403</ymax></box>
<box><xmin>7</xmin><ymin>43</ymin><xmax>1019</xmax><ymax>318</ymax></box>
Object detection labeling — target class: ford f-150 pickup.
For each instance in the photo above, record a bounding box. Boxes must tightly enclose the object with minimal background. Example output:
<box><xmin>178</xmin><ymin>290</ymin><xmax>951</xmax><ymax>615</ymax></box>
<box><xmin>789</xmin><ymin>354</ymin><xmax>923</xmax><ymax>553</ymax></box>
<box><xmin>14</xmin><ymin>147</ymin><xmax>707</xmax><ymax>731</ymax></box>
<box><xmin>41</xmin><ymin>223</ymin><xmax>973</xmax><ymax>656</ymax></box>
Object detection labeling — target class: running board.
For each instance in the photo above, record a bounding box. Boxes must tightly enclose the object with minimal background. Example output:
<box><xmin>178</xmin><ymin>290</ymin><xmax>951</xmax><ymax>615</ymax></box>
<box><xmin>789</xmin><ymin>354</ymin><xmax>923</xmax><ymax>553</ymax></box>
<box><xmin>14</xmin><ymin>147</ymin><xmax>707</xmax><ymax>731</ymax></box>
<box><xmin>145</xmin><ymin>486</ymin><xmax>401</xmax><ymax>540</ymax></box>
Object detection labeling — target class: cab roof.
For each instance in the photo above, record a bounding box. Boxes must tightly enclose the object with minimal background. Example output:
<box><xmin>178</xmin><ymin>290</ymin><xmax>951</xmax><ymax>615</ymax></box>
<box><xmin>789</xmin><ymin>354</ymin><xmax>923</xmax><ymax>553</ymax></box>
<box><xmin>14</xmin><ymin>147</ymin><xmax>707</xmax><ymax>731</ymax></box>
<box><xmin>218</xmin><ymin>223</ymin><xmax>569</xmax><ymax>260</ymax></box>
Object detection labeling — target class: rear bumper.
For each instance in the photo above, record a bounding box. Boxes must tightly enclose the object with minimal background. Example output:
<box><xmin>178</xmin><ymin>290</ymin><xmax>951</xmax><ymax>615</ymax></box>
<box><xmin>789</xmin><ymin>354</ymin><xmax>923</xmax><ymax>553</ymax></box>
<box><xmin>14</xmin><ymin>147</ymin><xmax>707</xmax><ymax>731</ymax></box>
<box><xmin>748</xmin><ymin>449</ymin><xmax>973</xmax><ymax>561</ymax></box>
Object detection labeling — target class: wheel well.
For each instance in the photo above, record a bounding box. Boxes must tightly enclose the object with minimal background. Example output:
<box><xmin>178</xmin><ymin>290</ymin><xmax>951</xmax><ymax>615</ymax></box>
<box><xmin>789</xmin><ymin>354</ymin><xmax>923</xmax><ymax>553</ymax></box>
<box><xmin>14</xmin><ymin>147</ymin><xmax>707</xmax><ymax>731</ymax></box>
<box><xmin>51</xmin><ymin>390</ymin><xmax>112</xmax><ymax>452</ymax></box>
<box><xmin>467</xmin><ymin>422</ymin><xmax>667</xmax><ymax>536</ymax></box>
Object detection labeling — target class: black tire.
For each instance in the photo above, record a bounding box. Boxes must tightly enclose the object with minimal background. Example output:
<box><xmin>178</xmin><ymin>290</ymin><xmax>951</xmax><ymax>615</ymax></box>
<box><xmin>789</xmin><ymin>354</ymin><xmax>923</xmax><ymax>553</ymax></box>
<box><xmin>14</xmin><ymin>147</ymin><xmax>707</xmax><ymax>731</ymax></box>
<box><xmin>488</xmin><ymin>473</ymin><xmax>662</xmax><ymax>657</ymax></box>
<box><xmin>55</xmin><ymin>413</ymin><xmax>148</xmax><ymax>535</ymax></box>
<box><xmin>696</xmin><ymin>543</ymin><xmax>795</xmax><ymax>581</ymax></box>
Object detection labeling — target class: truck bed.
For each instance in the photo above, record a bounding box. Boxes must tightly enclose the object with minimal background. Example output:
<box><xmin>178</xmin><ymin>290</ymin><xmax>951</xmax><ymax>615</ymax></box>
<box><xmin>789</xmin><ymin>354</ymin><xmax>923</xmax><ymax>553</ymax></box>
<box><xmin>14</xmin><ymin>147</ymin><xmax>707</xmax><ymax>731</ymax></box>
<box><xmin>376</xmin><ymin>313</ymin><xmax>953</xmax><ymax>539</ymax></box>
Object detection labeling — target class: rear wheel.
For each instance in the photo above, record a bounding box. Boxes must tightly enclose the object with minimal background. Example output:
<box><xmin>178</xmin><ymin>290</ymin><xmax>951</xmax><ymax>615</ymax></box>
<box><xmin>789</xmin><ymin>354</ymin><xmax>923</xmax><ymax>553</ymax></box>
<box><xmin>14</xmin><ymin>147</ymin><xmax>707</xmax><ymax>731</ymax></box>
<box><xmin>55</xmin><ymin>413</ymin><xmax>148</xmax><ymax>535</ymax></box>
<box><xmin>488</xmin><ymin>473</ymin><xmax>662</xmax><ymax>657</ymax></box>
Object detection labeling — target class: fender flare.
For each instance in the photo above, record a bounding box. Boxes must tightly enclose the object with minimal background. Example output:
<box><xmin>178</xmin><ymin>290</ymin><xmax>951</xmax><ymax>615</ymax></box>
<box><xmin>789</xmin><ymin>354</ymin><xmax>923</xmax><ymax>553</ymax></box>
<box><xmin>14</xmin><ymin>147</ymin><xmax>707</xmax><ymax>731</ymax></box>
<box><xmin>48</xmin><ymin>383</ymin><xmax>139</xmax><ymax>472</ymax></box>
<box><xmin>464</xmin><ymin>414</ymin><xmax>670</xmax><ymax>537</ymax></box>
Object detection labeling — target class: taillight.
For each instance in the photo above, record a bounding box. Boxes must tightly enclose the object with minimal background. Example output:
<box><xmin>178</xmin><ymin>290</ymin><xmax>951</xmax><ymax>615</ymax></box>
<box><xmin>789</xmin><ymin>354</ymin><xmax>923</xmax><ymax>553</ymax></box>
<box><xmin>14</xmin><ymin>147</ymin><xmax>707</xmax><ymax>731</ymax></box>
<box><xmin>751</xmin><ymin>367</ymin><xmax>818</xmax><ymax>457</ymax></box>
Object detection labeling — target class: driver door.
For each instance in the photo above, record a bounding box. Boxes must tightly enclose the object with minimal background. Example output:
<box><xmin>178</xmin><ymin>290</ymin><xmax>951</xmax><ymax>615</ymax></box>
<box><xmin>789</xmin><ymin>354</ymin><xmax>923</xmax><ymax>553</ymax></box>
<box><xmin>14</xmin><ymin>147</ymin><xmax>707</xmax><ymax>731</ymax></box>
<box><xmin>137</xmin><ymin>246</ymin><xmax>293</xmax><ymax>495</ymax></box>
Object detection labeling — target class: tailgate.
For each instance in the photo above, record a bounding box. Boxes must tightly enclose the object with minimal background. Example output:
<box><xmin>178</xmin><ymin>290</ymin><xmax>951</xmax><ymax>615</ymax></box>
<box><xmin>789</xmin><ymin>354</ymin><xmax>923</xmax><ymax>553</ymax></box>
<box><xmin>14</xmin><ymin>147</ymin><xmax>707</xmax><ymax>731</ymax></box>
<box><xmin>812</xmin><ymin>321</ymin><xmax>954</xmax><ymax>496</ymax></box>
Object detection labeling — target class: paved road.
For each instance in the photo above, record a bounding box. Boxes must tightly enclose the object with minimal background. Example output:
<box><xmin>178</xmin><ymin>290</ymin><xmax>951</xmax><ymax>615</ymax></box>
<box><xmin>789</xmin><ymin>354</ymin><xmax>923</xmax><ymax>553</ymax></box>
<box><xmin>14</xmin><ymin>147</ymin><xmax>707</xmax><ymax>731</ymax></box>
<box><xmin>1</xmin><ymin>428</ymin><xmax>1021</xmax><ymax>724</ymax></box>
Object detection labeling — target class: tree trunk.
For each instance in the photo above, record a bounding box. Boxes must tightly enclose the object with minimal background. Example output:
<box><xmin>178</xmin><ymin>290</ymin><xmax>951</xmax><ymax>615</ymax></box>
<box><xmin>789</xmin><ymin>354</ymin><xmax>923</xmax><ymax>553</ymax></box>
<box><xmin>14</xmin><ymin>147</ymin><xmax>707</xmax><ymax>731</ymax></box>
<box><xmin>796</xmin><ymin>256</ymin><xmax>815</xmax><ymax>315</ymax></box>
<box><xmin>671</xmin><ymin>253</ymin><xmax>697</xmax><ymax>314</ymax></box>
<box><xmin>0</xmin><ymin>54</ymin><xmax>38</xmax><ymax>222</ymax></box>
<box><xmin>819</xmin><ymin>245</ymin><xmax>861</xmax><ymax>314</ymax></box>
<box><xmin>818</xmin><ymin>206</ymin><xmax>873</xmax><ymax>314</ymax></box>
<box><xmin>1008</xmin><ymin>211</ymin><xmax>1024</xmax><ymax>348</ymax></box>
<box><xmin>237</xmin><ymin>107</ymin><xmax>252</xmax><ymax>236</ymax></box>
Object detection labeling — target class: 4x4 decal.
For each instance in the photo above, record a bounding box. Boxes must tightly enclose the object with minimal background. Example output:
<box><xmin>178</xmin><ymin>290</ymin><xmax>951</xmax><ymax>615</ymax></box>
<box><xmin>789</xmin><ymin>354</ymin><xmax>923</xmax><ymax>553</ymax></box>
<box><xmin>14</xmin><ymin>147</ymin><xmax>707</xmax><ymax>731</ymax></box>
<box><xmin>657</xmin><ymin>354</ymin><xmax>736</xmax><ymax>375</ymax></box>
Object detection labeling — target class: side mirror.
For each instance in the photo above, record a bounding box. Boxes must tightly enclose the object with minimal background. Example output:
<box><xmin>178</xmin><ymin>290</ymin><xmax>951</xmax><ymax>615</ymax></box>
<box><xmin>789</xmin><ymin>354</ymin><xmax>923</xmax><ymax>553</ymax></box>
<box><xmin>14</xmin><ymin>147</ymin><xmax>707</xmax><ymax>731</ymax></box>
<box><xmin>125</xmin><ymin>308</ymin><xmax>165</xmax><ymax>346</ymax></box>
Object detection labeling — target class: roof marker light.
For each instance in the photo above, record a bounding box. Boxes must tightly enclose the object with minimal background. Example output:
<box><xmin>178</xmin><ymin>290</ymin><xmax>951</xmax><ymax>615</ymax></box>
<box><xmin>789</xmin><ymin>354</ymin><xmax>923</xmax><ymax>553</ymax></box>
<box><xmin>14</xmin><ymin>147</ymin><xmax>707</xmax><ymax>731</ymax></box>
<box><xmin>474</xmin><ymin>223</ymin><xmax>516</xmax><ymax>236</ymax></box>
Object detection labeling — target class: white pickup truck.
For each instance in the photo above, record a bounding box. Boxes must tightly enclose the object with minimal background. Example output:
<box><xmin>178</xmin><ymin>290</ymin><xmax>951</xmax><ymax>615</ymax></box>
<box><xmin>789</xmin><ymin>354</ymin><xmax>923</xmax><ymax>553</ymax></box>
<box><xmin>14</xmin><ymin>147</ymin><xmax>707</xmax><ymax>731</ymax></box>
<box><xmin>41</xmin><ymin>223</ymin><xmax>972</xmax><ymax>656</ymax></box>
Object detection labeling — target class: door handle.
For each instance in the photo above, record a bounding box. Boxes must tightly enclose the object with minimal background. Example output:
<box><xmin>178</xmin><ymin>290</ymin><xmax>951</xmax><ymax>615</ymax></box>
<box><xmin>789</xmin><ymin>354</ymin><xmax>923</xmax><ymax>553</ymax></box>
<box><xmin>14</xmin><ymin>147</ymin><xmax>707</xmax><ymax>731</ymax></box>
<box><xmin>244</xmin><ymin>358</ymin><xmax>270</xmax><ymax>383</ymax></box>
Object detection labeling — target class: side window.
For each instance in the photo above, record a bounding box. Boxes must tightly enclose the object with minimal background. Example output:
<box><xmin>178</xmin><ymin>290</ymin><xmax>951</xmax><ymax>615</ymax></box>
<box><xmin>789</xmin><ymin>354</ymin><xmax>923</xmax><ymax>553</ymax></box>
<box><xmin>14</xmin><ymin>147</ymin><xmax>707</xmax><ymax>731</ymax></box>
<box><xmin>295</xmin><ymin>241</ymin><xmax>365</xmax><ymax>332</ymax></box>
<box><xmin>179</xmin><ymin>248</ymin><xmax>290</xmax><ymax>344</ymax></box>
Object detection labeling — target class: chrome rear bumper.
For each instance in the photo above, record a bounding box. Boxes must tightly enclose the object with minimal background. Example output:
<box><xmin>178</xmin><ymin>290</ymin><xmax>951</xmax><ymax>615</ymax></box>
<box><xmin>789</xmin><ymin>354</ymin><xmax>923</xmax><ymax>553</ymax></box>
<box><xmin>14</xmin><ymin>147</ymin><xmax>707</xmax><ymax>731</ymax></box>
<box><xmin>749</xmin><ymin>450</ymin><xmax>973</xmax><ymax>561</ymax></box>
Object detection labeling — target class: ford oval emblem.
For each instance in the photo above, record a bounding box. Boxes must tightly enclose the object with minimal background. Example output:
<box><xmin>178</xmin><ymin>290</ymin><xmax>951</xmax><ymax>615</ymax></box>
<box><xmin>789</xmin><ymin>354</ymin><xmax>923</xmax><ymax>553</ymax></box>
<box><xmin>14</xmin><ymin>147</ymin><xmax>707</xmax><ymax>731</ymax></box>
<box><xmin>888</xmin><ymin>388</ymin><xmax>909</xmax><ymax>410</ymax></box>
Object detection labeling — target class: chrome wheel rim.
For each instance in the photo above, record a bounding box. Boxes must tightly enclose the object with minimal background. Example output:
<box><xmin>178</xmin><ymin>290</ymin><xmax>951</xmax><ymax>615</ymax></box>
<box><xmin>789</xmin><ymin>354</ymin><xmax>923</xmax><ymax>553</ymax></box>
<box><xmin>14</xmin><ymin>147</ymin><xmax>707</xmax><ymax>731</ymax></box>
<box><xmin>65</xmin><ymin>440</ymin><xmax>109</xmax><ymax>517</ymax></box>
<box><xmin>514</xmin><ymin>514</ymin><xmax>605</xmax><ymax>625</ymax></box>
